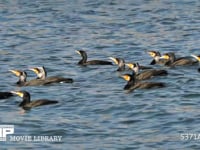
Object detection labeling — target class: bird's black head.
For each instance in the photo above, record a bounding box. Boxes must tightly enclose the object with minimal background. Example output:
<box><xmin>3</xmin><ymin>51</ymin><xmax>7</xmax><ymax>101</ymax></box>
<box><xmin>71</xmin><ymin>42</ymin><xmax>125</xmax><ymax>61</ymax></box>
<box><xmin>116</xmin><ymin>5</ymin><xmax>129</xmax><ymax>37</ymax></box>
<box><xmin>148</xmin><ymin>51</ymin><xmax>161</xmax><ymax>58</ymax></box>
<box><xmin>121</xmin><ymin>73</ymin><xmax>136</xmax><ymax>90</ymax></box>
<box><xmin>76</xmin><ymin>50</ymin><xmax>87</xmax><ymax>64</ymax></box>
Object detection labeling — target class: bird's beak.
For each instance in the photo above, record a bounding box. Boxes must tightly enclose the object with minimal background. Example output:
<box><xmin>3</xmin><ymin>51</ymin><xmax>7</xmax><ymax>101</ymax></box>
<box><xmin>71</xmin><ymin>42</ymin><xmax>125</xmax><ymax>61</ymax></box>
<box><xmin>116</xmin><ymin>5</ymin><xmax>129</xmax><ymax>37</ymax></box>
<box><xmin>29</xmin><ymin>68</ymin><xmax>39</xmax><ymax>74</ymax></box>
<box><xmin>147</xmin><ymin>51</ymin><xmax>155</xmax><ymax>57</ymax></box>
<box><xmin>125</xmin><ymin>63</ymin><xmax>134</xmax><ymax>69</ymax></box>
<box><xmin>191</xmin><ymin>54</ymin><xmax>200</xmax><ymax>61</ymax></box>
<box><xmin>10</xmin><ymin>91</ymin><xmax>23</xmax><ymax>97</ymax></box>
<box><xmin>75</xmin><ymin>50</ymin><xmax>81</xmax><ymax>55</ymax></box>
<box><xmin>108</xmin><ymin>57</ymin><xmax>118</xmax><ymax>65</ymax></box>
<box><xmin>120</xmin><ymin>75</ymin><xmax>131</xmax><ymax>81</ymax></box>
<box><xmin>9</xmin><ymin>70</ymin><xmax>21</xmax><ymax>76</ymax></box>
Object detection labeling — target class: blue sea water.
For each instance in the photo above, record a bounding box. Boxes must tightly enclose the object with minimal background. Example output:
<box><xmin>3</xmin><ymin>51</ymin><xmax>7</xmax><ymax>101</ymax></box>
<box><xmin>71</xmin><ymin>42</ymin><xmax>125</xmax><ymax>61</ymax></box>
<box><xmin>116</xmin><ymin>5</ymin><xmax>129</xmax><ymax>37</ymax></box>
<box><xmin>0</xmin><ymin>0</ymin><xmax>200</xmax><ymax>149</ymax></box>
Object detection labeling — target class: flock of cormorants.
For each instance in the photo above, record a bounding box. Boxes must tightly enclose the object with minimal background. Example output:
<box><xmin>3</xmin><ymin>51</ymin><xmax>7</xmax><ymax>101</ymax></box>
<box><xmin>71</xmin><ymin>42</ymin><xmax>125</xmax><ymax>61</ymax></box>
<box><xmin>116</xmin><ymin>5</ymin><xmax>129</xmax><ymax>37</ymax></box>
<box><xmin>0</xmin><ymin>50</ymin><xmax>200</xmax><ymax>111</ymax></box>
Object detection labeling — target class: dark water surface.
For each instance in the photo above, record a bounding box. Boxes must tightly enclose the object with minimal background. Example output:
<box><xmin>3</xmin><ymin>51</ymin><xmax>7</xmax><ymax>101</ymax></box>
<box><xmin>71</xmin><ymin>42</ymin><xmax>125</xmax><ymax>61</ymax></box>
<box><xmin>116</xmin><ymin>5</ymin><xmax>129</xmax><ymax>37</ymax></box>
<box><xmin>0</xmin><ymin>0</ymin><xmax>200</xmax><ymax>149</ymax></box>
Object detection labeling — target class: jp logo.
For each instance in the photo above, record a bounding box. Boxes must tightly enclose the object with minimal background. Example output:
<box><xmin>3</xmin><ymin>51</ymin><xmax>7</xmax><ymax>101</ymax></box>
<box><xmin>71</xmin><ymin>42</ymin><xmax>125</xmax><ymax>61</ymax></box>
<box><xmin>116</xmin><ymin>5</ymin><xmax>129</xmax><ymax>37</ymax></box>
<box><xmin>0</xmin><ymin>125</ymin><xmax>14</xmax><ymax>141</ymax></box>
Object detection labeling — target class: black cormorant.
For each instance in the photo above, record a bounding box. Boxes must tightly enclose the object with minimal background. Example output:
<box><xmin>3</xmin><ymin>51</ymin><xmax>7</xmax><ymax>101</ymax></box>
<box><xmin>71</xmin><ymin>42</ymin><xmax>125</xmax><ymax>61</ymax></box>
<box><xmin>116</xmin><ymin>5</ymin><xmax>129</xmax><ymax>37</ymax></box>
<box><xmin>109</xmin><ymin>57</ymin><xmax>125</xmax><ymax>71</ymax></box>
<box><xmin>148</xmin><ymin>51</ymin><xmax>167</xmax><ymax>65</ymax></box>
<box><xmin>120</xmin><ymin>73</ymin><xmax>165</xmax><ymax>92</ymax></box>
<box><xmin>76</xmin><ymin>50</ymin><xmax>112</xmax><ymax>65</ymax></box>
<box><xmin>109</xmin><ymin>57</ymin><xmax>152</xmax><ymax>71</ymax></box>
<box><xmin>161</xmin><ymin>52</ymin><xmax>198</xmax><ymax>66</ymax></box>
<box><xmin>29</xmin><ymin>66</ymin><xmax>73</xmax><ymax>84</ymax></box>
<box><xmin>11</xmin><ymin>91</ymin><xmax>58</xmax><ymax>110</ymax></box>
<box><xmin>126</xmin><ymin>63</ymin><xmax>168</xmax><ymax>80</ymax></box>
